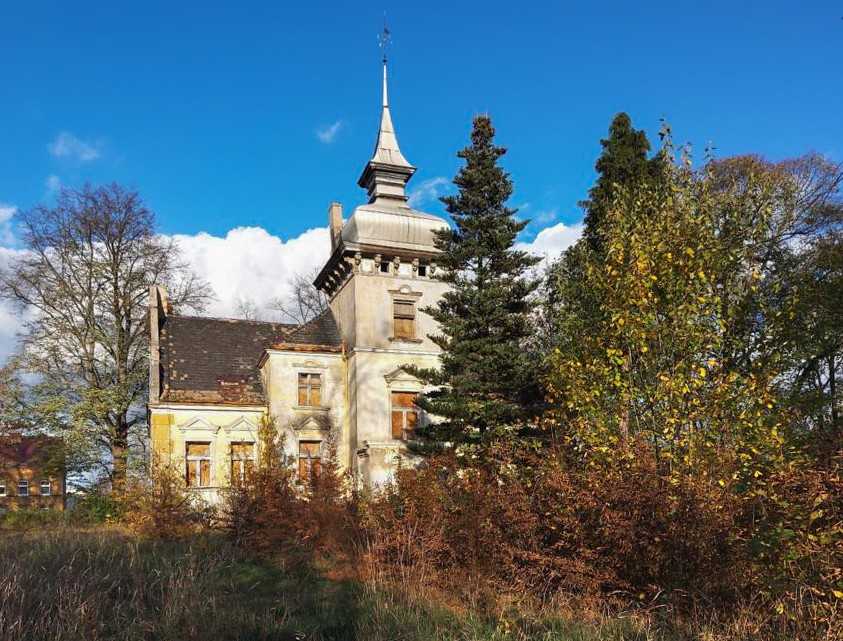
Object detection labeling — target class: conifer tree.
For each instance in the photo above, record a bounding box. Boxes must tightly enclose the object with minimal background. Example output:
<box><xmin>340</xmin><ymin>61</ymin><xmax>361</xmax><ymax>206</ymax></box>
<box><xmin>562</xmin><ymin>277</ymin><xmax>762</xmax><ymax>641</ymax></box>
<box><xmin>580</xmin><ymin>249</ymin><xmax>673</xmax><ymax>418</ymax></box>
<box><xmin>411</xmin><ymin>115</ymin><xmax>541</xmax><ymax>446</ymax></box>
<box><xmin>581</xmin><ymin>112</ymin><xmax>663</xmax><ymax>253</ymax></box>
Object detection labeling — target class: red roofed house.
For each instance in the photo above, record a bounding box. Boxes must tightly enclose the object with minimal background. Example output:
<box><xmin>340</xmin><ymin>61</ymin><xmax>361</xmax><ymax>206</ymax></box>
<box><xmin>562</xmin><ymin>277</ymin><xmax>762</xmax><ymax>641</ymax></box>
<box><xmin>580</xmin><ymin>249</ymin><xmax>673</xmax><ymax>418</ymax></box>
<box><xmin>0</xmin><ymin>434</ymin><xmax>66</xmax><ymax>513</ymax></box>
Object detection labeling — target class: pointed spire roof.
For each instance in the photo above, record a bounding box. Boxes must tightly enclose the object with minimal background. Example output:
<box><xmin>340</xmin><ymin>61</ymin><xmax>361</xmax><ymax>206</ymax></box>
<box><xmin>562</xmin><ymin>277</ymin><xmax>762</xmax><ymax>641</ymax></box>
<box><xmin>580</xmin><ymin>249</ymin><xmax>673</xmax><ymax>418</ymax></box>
<box><xmin>370</xmin><ymin>62</ymin><xmax>412</xmax><ymax>168</ymax></box>
<box><xmin>358</xmin><ymin>60</ymin><xmax>415</xmax><ymax>205</ymax></box>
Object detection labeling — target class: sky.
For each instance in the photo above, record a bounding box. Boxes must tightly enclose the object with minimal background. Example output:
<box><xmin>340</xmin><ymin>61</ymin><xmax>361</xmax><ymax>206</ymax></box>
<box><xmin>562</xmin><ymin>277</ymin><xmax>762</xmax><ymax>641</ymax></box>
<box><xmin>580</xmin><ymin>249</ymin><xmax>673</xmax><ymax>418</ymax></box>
<box><xmin>0</xmin><ymin>0</ymin><xmax>841</xmax><ymax>361</ymax></box>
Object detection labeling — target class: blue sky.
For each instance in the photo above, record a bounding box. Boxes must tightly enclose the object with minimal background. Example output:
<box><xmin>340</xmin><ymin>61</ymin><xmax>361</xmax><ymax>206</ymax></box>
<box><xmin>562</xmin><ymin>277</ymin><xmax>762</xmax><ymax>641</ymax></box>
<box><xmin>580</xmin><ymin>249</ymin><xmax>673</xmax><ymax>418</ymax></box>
<box><xmin>0</xmin><ymin>1</ymin><xmax>841</xmax><ymax>362</ymax></box>
<box><xmin>1</xmin><ymin>0</ymin><xmax>841</xmax><ymax>242</ymax></box>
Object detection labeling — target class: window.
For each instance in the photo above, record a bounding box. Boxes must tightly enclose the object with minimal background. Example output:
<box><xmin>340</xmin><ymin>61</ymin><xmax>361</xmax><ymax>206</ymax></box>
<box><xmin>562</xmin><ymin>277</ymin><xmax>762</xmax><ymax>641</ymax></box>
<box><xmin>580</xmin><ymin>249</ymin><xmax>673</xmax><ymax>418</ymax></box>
<box><xmin>379</xmin><ymin>260</ymin><xmax>390</xmax><ymax>274</ymax></box>
<box><xmin>230</xmin><ymin>442</ymin><xmax>255</xmax><ymax>484</ymax></box>
<box><xmin>393</xmin><ymin>300</ymin><xmax>416</xmax><ymax>340</ymax></box>
<box><xmin>418</xmin><ymin>264</ymin><xmax>427</xmax><ymax>277</ymax></box>
<box><xmin>0</xmin><ymin>481</ymin><xmax>5</xmax><ymax>497</ymax></box>
<box><xmin>298</xmin><ymin>441</ymin><xmax>321</xmax><ymax>484</ymax></box>
<box><xmin>17</xmin><ymin>480</ymin><xmax>29</xmax><ymax>497</ymax></box>
<box><xmin>185</xmin><ymin>442</ymin><xmax>212</xmax><ymax>488</ymax></box>
<box><xmin>40</xmin><ymin>480</ymin><xmax>51</xmax><ymax>496</ymax></box>
<box><xmin>297</xmin><ymin>373</ymin><xmax>322</xmax><ymax>407</ymax></box>
<box><xmin>391</xmin><ymin>391</ymin><xmax>419</xmax><ymax>440</ymax></box>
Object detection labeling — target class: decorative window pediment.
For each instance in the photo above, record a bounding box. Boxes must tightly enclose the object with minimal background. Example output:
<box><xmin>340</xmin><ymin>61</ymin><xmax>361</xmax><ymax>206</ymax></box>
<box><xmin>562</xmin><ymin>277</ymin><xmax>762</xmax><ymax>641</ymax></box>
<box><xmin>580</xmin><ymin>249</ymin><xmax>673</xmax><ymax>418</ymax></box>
<box><xmin>223</xmin><ymin>416</ymin><xmax>259</xmax><ymax>436</ymax></box>
<box><xmin>292</xmin><ymin>414</ymin><xmax>331</xmax><ymax>433</ymax></box>
<box><xmin>178</xmin><ymin>416</ymin><xmax>220</xmax><ymax>434</ymax></box>
<box><xmin>383</xmin><ymin>367</ymin><xmax>423</xmax><ymax>390</ymax></box>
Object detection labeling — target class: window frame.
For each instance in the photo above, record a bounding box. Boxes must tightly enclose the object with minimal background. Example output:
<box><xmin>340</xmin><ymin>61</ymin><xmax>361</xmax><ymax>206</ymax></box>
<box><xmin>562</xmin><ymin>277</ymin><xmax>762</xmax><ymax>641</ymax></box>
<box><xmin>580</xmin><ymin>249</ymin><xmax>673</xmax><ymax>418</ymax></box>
<box><xmin>392</xmin><ymin>298</ymin><xmax>417</xmax><ymax>340</ymax></box>
<box><xmin>0</xmin><ymin>480</ymin><xmax>6</xmax><ymax>497</ymax></box>
<box><xmin>391</xmin><ymin>391</ymin><xmax>420</xmax><ymax>441</ymax></box>
<box><xmin>229</xmin><ymin>441</ymin><xmax>256</xmax><ymax>485</ymax></box>
<box><xmin>17</xmin><ymin>479</ymin><xmax>29</xmax><ymax>497</ymax></box>
<box><xmin>297</xmin><ymin>372</ymin><xmax>323</xmax><ymax>407</ymax></box>
<box><xmin>185</xmin><ymin>441</ymin><xmax>213</xmax><ymax>488</ymax></box>
<box><xmin>298</xmin><ymin>440</ymin><xmax>322</xmax><ymax>484</ymax></box>
<box><xmin>39</xmin><ymin>479</ymin><xmax>51</xmax><ymax>496</ymax></box>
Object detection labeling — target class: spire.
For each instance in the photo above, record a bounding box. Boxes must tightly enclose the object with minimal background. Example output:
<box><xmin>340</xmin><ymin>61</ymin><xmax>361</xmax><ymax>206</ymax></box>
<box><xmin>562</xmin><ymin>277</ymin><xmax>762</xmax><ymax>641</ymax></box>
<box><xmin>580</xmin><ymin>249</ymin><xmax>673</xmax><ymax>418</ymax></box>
<box><xmin>358</xmin><ymin>26</ymin><xmax>415</xmax><ymax>206</ymax></box>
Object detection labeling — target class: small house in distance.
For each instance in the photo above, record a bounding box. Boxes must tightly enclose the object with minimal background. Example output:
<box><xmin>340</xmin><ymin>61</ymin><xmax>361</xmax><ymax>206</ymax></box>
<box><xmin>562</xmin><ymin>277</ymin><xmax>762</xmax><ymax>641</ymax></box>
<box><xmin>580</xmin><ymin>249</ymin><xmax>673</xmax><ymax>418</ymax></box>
<box><xmin>0</xmin><ymin>434</ymin><xmax>66</xmax><ymax>513</ymax></box>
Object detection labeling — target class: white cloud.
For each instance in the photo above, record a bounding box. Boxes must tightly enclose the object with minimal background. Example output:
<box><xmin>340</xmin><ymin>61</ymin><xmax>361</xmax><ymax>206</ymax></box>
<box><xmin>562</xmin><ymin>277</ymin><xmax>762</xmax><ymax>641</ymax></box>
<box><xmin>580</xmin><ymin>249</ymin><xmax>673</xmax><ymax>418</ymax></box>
<box><xmin>316</xmin><ymin>120</ymin><xmax>343</xmax><ymax>144</ymax></box>
<box><xmin>516</xmin><ymin>221</ymin><xmax>583</xmax><ymax>264</ymax></box>
<box><xmin>168</xmin><ymin>225</ymin><xmax>331</xmax><ymax>319</ymax></box>
<box><xmin>0</xmin><ymin>246</ymin><xmax>29</xmax><ymax>363</ymax></box>
<box><xmin>408</xmin><ymin>176</ymin><xmax>449</xmax><ymax>208</ymax></box>
<box><xmin>0</xmin><ymin>204</ymin><xmax>17</xmax><ymax>247</ymax></box>
<box><xmin>532</xmin><ymin>208</ymin><xmax>558</xmax><ymax>225</ymax></box>
<box><xmin>45</xmin><ymin>175</ymin><xmax>62</xmax><ymax>193</ymax></box>
<box><xmin>48</xmin><ymin>132</ymin><xmax>101</xmax><ymax>162</ymax></box>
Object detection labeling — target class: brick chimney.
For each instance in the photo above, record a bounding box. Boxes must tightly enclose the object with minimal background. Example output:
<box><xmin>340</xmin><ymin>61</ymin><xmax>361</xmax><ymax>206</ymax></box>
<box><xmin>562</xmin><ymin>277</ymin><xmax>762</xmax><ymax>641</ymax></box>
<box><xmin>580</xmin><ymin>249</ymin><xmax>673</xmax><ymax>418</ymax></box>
<box><xmin>328</xmin><ymin>202</ymin><xmax>343</xmax><ymax>250</ymax></box>
<box><xmin>148</xmin><ymin>285</ymin><xmax>169</xmax><ymax>404</ymax></box>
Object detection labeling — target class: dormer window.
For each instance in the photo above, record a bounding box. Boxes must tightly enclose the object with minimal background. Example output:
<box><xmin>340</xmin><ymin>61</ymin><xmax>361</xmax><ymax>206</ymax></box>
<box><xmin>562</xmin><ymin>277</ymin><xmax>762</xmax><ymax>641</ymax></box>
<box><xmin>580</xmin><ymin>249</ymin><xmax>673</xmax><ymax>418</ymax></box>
<box><xmin>393</xmin><ymin>300</ymin><xmax>416</xmax><ymax>340</ymax></box>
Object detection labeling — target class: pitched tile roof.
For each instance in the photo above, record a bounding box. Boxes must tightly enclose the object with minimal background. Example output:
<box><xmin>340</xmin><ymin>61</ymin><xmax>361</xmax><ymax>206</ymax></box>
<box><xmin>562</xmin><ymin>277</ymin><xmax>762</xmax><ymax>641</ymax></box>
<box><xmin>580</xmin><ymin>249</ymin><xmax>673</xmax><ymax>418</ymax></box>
<box><xmin>0</xmin><ymin>435</ymin><xmax>62</xmax><ymax>468</ymax></box>
<box><xmin>158</xmin><ymin>310</ymin><xmax>342</xmax><ymax>405</ymax></box>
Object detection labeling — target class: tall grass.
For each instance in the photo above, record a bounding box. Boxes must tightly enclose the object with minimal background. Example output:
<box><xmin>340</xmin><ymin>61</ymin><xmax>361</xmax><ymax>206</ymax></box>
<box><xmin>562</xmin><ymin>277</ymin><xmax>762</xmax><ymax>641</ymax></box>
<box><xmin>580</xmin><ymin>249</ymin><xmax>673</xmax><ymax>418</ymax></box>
<box><xmin>0</xmin><ymin>528</ymin><xmax>675</xmax><ymax>641</ymax></box>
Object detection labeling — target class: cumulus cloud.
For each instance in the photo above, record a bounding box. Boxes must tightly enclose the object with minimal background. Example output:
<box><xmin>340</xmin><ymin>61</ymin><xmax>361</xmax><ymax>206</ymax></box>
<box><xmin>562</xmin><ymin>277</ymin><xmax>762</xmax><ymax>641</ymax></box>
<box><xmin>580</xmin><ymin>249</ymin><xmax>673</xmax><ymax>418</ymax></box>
<box><xmin>316</xmin><ymin>120</ymin><xmax>343</xmax><ymax>144</ymax></box>
<box><xmin>407</xmin><ymin>176</ymin><xmax>449</xmax><ymax>208</ymax></box>
<box><xmin>48</xmin><ymin>132</ymin><xmax>101</xmax><ymax>162</ymax></box>
<box><xmin>168</xmin><ymin>226</ymin><xmax>331</xmax><ymax>319</ymax></box>
<box><xmin>516</xmin><ymin>221</ymin><xmax>583</xmax><ymax>263</ymax></box>
<box><xmin>0</xmin><ymin>246</ymin><xmax>28</xmax><ymax>363</ymax></box>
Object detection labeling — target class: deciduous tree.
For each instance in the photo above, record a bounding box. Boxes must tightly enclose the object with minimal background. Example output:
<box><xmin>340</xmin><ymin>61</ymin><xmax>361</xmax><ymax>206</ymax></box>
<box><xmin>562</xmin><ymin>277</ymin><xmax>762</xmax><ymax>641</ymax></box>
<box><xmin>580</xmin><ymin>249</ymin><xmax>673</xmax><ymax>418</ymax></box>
<box><xmin>0</xmin><ymin>184</ymin><xmax>211</xmax><ymax>487</ymax></box>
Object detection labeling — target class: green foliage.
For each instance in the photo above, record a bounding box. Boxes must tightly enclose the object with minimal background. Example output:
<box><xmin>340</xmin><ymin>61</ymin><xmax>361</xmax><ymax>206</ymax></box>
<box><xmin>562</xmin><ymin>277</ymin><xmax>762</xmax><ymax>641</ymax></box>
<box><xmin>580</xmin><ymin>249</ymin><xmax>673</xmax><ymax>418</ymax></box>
<box><xmin>409</xmin><ymin>115</ymin><xmax>542</xmax><ymax>446</ymax></box>
<box><xmin>580</xmin><ymin>112</ymin><xmax>664</xmax><ymax>254</ymax></box>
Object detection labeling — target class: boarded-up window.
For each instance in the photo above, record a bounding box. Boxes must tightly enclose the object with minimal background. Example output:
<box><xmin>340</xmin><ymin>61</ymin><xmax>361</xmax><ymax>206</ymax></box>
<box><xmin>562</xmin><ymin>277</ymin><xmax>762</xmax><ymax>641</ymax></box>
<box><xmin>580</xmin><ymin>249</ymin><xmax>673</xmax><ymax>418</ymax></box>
<box><xmin>393</xmin><ymin>300</ymin><xmax>415</xmax><ymax>340</ymax></box>
<box><xmin>39</xmin><ymin>480</ymin><xmax>51</xmax><ymax>496</ymax></box>
<box><xmin>17</xmin><ymin>479</ymin><xmax>29</xmax><ymax>497</ymax></box>
<box><xmin>298</xmin><ymin>441</ymin><xmax>322</xmax><ymax>484</ymax></box>
<box><xmin>230</xmin><ymin>442</ymin><xmax>255</xmax><ymax>485</ymax></box>
<box><xmin>391</xmin><ymin>391</ymin><xmax>419</xmax><ymax>440</ymax></box>
<box><xmin>186</xmin><ymin>442</ymin><xmax>211</xmax><ymax>488</ymax></box>
<box><xmin>298</xmin><ymin>373</ymin><xmax>322</xmax><ymax>407</ymax></box>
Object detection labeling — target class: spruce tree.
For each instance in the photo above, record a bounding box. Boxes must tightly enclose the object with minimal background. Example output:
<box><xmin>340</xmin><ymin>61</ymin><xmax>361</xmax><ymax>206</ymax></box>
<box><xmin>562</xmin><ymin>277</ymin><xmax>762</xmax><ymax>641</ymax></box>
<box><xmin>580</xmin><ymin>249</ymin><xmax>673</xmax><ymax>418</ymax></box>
<box><xmin>411</xmin><ymin>115</ymin><xmax>541</xmax><ymax>446</ymax></box>
<box><xmin>581</xmin><ymin>112</ymin><xmax>663</xmax><ymax>253</ymax></box>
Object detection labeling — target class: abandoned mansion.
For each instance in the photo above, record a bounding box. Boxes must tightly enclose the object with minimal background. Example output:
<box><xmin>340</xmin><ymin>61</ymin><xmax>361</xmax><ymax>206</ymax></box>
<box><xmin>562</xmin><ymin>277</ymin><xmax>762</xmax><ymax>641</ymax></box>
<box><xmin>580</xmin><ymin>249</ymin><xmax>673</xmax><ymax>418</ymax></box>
<box><xmin>148</xmin><ymin>61</ymin><xmax>449</xmax><ymax>496</ymax></box>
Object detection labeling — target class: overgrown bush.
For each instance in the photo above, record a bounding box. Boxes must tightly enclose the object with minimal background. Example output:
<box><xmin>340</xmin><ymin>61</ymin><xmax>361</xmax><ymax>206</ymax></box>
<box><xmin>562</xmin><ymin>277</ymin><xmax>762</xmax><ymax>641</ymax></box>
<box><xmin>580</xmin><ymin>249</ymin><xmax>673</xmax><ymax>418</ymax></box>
<box><xmin>118</xmin><ymin>456</ymin><xmax>214</xmax><ymax>539</ymax></box>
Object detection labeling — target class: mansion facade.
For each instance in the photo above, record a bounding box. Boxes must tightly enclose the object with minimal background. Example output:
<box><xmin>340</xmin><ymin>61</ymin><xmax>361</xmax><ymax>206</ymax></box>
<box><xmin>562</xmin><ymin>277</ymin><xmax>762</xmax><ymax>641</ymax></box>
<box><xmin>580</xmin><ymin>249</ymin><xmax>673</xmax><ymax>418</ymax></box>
<box><xmin>148</xmin><ymin>62</ymin><xmax>448</xmax><ymax>496</ymax></box>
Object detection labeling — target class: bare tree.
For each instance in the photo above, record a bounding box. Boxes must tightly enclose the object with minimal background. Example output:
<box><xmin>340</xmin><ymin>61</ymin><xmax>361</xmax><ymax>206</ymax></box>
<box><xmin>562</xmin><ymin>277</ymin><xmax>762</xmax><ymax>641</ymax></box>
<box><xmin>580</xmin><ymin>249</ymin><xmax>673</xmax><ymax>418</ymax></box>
<box><xmin>0</xmin><ymin>184</ymin><xmax>212</xmax><ymax>488</ymax></box>
<box><xmin>269</xmin><ymin>267</ymin><xmax>328</xmax><ymax>325</ymax></box>
<box><xmin>234</xmin><ymin>297</ymin><xmax>261</xmax><ymax>321</ymax></box>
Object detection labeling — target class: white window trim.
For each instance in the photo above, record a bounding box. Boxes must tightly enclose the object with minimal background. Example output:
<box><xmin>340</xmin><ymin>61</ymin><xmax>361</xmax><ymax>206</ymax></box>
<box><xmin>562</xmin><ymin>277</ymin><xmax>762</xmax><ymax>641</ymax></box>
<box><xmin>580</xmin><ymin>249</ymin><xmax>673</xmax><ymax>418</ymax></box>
<box><xmin>40</xmin><ymin>480</ymin><xmax>51</xmax><ymax>496</ymax></box>
<box><xmin>229</xmin><ymin>441</ymin><xmax>256</xmax><ymax>484</ymax></box>
<box><xmin>0</xmin><ymin>481</ymin><xmax>6</xmax><ymax>497</ymax></box>
<box><xmin>297</xmin><ymin>370</ymin><xmax>325</xmax><ymax>408</ymax></box>
<box><xmin>17</xmin><ymin>479</ymin><xmax>29</xmax><ymax>497</ymax></box>
<box><xmin>185</xmin><ymin>441</ymin><xmax>214</xmax><ymax>488</ymax></box>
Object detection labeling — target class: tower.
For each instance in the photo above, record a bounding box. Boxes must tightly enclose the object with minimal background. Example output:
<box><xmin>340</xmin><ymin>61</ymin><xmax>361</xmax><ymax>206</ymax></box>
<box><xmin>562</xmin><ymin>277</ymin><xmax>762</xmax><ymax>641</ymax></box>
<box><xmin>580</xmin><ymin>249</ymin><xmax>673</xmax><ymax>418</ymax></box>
<box><xmin>314</xmin><ymin>55</ymin><xmax>449</xmax><ymax>485</ymax></box>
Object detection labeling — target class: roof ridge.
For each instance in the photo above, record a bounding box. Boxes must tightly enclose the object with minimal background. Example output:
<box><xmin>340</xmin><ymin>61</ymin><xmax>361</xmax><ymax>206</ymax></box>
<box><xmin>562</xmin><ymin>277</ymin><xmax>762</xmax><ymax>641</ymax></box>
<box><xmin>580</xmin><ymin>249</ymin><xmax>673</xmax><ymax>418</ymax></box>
<box><xmin>166</xmin><ymin>313</ymin><xmax>297</xmax><ymax>328</ymax></box>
